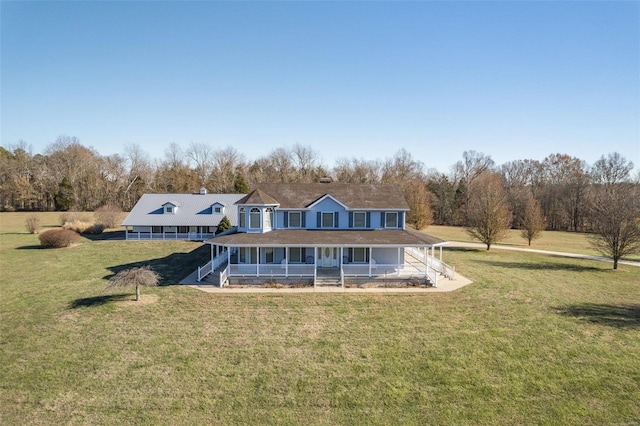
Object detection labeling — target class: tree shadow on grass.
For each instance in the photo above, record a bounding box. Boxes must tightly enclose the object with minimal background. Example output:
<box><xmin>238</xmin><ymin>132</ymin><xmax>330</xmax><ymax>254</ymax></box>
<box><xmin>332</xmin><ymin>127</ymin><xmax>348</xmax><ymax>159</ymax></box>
<box><xmin>69</xmin><ymin>293</ymin><xmax>132</xmax><ymax>308</ymax></box>
<box><xmin>82</xmin><ymin>230</ymin><xmax>126</xmax><ymax>241</ymax></box>
<box><xmin>103</xmin><ymin>243</ymin><xmax>210</xmax><ymax>286</ymax></box>
<box><xmin>16</xmin><ymin>245</ymin><xmax>46</xmax><ymax>250</ymax></box>
<box><xmin>475</xmin><ymin>259</ymin><xmax>603</xmax><ymax>273</ymax></box>
<box><xmin>554</xmin><ymin>303</ymin><xmax>640</xmax><ymax>328</ymax></box>
<box><xmin>444</xmin><ymin>247</ymin><xmax>482</xmax><ymax>254</ymax></box>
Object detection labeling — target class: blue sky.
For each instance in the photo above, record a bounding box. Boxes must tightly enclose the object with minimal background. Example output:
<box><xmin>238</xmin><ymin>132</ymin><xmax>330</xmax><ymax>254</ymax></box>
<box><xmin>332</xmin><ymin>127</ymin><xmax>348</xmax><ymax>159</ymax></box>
<box><xmin>2</xmin><ymin>1</ymin><xmax>639</xmax><ymax>172</ymax></box>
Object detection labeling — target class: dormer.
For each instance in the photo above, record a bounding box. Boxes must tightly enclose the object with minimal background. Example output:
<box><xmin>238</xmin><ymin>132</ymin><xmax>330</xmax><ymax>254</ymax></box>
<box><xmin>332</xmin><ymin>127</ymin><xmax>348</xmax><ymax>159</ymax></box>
<box><xmin>235</xmin><ymin>189</ymin><xmax>280</xmax><ymax>233</ymax></box>
<box><xmin>162</xmin><ymin>201</ymin><xmax>179</xmax><ymax>214</ymax></box>
<box><xmin>211</xmin><ymin>202</ymin><xmax>225</xmax><ymax>215</ymax></box>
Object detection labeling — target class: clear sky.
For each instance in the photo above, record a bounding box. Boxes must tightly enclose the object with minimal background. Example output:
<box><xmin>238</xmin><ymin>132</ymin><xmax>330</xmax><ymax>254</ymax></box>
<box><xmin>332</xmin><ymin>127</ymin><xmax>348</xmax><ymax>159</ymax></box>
<box><xmin>2</xmin><ymin>1</ymin><xmax>639</xmax><ymax>172</ymax></box>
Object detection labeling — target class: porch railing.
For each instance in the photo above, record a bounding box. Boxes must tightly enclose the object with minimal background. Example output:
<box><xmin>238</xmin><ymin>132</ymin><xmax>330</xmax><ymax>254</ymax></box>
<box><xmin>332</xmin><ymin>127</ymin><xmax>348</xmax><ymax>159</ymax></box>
<box><xmin>126</xmin><ymin>231</ymin><xmax>216</xmax><ymax>241</ymax></box>
<box><xmin>228</xmin><ymin>264</ymin><xmax>315</xmax><ymax>277</ymax></box>
<box><xmin>219</xmin><ymin>266</ymin><xmax>229</xmax><ymax>288</ymax></box>
<box><xmin>197</xmin><ymin>250</ymin><xmax>228</xmax><ymax>282</ymax></box>
<box><xmin>405</xmin><ymin>247</ymin><xmax>455</xmax><ymax>280</ymax></box>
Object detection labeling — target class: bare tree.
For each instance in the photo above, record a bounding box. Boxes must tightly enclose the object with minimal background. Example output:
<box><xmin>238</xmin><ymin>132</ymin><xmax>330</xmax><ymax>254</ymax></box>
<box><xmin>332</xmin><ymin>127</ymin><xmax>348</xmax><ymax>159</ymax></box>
<box><xmin>186</xmin><ymin>142</ymin><xmax>214</xmax><ymax>185</ymax></box>
<box><xmin>589</xmin><ymin>153</ymin><xmax>640</xmax><ymax>269</ymax></box>
<box><xmin>107</xmin><ymin>266</ymin><xmax>160</xmax><ymax>301</ymax></box>
<box><xmin>208</xmin><ymin>146</ymin><xmax>245</xmax><ymax>192</ymax></box>
<box><xmin>519</xmin><ymin>190</ymin><xmax>545</xmax><ymax>246</ymax></box>
<box><xmin>291</xmin><ymin>144</ymin><xmax>323</xmax><ymax>183</ymax></box>
<box><xmin>333</xmin><ymin>157</ymin><xmax>382</xmax><ymax>183</ymax></box>
<box><xmin>466</xmin><ymin>173</ymin><xmax>512</xmax><ymax>250</ymax></box>
<box><xmin>403</xmin><ymin>180</ymin><xmax>433</xmax><ymax>230</ymax></box>
<box><xmin>454</xmin><ymin>150</ymin><xmax>495</xmax><ymax>223</ymax></box>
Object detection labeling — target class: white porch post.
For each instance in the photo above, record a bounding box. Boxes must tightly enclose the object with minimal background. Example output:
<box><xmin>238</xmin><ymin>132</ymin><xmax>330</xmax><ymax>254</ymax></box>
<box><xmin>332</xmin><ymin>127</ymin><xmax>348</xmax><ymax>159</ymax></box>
<box><xmin>440</xmin><ymin>245</ymin><xmax>443</xmax><ymax>262</ymax></box>
<box><xmin>285</xmin><ymin>247</ymin><xmax>289</xmax><ymax>277</ymax></box>
<box><xmin>257</xmin><ymin>247</ymin><xmax>260</xmax><ymax>277</ymax></box>
<box><xmin>369</xmin><ymin>247</ymin><xmax>373</xmax><ymax>277</ymax></box>
<box><xmin>340</xmin><ymin>247</ymin><xmax>344</xmax><ymax>288</ymax></box>
<box><xmin>425</xmin><ymin>246</ymin><xmax>429</xmax><ymax>278</ymax></box>
<box><xmin>125</xmin><ymin>227</ymin><xmax>128</xmax><ymax>240</ymax></box>
<box><xmin>211</xmin><ymin>243</ymin><xmax>214</xmax><ymax>262</ymax></box>
<box><xmin>313</xmin><ymin>246</ymin><xmax>317</xmax><ymax>288</ymax></box>
<box><xmin>397</xmin><ymin>247</ymin><xmax>401</xmax><ymax>277</ymax></box>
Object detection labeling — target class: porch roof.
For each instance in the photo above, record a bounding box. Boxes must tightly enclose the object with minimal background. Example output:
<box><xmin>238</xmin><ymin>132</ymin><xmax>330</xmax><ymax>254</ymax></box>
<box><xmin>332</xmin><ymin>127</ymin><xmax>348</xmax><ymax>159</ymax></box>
<box><xmin>207</xmin><ymin>228</ymin><xmax>446</xmax><ymax>247</ymax></box>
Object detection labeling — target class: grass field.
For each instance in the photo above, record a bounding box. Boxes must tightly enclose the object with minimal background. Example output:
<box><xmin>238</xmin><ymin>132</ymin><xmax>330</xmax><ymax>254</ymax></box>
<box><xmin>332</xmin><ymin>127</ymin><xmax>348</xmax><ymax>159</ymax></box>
<box><xmin>1</xmin><ymin>212</ymin><xmax>639</xmax><ymax>425</ymax></box>
<box><xmin>427</xmin><ymin>225</ymin><xmax>640</xmax><ymax>260</ymax></box>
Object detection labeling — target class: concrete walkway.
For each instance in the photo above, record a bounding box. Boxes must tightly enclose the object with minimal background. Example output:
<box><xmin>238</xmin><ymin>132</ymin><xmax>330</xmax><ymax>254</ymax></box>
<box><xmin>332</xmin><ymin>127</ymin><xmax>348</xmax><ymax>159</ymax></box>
<box><xmin>448</xmin><ymin>242</ymin><xmax>640</xmax><ymax>268</ymax></box>
<box><xmin>184</xmin><ymin>271</ymin><xmax>473</xmax><ymax>293</ymax></box>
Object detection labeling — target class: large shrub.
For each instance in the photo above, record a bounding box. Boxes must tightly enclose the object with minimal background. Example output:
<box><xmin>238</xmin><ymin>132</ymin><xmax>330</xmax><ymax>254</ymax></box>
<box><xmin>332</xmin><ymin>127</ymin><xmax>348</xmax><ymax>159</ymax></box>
<box><xmin>25</xmin><ymin>216</ymin><xmax>41</xmax><ymax>234</ymax></box>
<box><xmin>94</xmin><ymin>205</ymin><xmax>123</xmax><ymax>229</ymax></box>
<box><xmin>62</xmin><ymin>221</ymin><xmax>93</xmax><ymax>234</ymax></box>
<box><xmin>83</xmin><ymin>223</ymin><xmax>105</xmax><ymax>235</ymax></box>
<box><xmin>59</xmin><ymin>212</ymin><xmax>90</xmax><ymax>226</ymax></box>
<box><xmin>38</xmin><ymin>229</ymin><xmax>80</xmax><ymax>248</ymax></box>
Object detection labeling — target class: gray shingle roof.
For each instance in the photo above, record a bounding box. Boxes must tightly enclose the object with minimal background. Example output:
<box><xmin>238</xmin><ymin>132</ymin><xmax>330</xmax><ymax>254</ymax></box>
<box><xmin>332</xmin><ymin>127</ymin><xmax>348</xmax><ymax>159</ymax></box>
<box><xmin>208</xmin><ymin>228</ymin><xmax>446</xmax><ymax>247</ymax></box>
<box><xmin>122</xmin><ymin>193</ymin><xmax>245</xmax><ymax>227</ymax></box>
<box><xmin>243</xmin><ymin>183</ymin><xmax>410</xmax><ymax>210</ymax></box>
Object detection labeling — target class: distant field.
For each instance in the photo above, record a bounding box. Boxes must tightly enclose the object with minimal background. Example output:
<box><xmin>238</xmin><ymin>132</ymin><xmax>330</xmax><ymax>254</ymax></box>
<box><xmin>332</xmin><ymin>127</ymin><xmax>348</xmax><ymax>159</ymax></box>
<box><xmin>426</xmin><ymin>225</ymin><xmax>640</xmax><ymax>261</ymax></box>
<box><xmin>1</xmin><ymin>212</ymin><xmax>639</xmax><ymax>424</ymax></box>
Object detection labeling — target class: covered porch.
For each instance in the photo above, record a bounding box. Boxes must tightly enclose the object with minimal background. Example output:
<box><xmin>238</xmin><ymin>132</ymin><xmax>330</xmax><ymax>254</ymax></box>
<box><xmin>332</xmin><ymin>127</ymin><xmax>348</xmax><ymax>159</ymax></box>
<box><xmin>198</xmin><ymin>229</ymin><xmax>453</xmax><ymax>288</ymax></box>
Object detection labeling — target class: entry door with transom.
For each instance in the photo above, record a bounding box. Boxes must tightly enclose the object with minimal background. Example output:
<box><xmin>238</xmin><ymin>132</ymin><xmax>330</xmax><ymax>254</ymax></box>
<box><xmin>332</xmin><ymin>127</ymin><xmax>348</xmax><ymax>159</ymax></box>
<box><xmin>321</xmin><ymin>247</ymin><xmax>335</xmax><ymax>267</ymax></box>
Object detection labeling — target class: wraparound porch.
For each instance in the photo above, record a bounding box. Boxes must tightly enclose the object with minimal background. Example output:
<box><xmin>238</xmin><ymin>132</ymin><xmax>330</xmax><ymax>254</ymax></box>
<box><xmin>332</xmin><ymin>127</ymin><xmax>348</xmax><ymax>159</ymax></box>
<box><xmin>197</xmin><ymin>244</ymin><xmax>452</xmax><ymax>288</ymax></box>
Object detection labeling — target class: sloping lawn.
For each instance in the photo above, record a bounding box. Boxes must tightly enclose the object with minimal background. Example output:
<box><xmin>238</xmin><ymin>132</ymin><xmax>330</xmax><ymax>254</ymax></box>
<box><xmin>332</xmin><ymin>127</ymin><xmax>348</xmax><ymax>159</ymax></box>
<box><xmin>1</xmin><ymin>213</ymin><xmax>639</xmax><ymax>424</ymax></box>
<box><xmin>427</xmin><ymin>224</ymin><xmax>640</xmax><ymax>261</ymax></box>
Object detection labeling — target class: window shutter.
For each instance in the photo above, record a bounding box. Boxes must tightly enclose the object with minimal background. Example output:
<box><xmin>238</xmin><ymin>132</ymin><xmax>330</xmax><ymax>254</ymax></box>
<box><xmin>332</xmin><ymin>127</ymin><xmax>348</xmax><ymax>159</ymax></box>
<box><xmin>366</xmin><ymin>212</ymin><xmax>371</xmax><ymax>228</ymax></box>
<box><xmin>317</xmin><ymin>212</ymin><xmax>321</xmax><ymax>228</ymax></box>
<box><xmin>334</xmin><ymin>212</ymin><xmax>339</xmax><ymax>228</ymax></box>
<box><xmin>283</xmin><ymin>212</ymin><xmax>288</xmax><ymax>228</ymax></box>
<box><xmin>348</xmin><ymin>248</ymin><xmax>353</xmax><ymax>262</ymax></box>
<box><xmin>399</xmin><ymin>212</ymin><xmax>404</xmax><ymax>228</ymax></box>
<box><xmin>302</xmin><ymin>212</ymin><xmax>306</xmax><ymax>227</ymax></box>
<box><xmin>381</xmin><ymin>211</ymin><xmax>386</xmax><ymax>228</ymax></box>
<box><xmin>349</xmin><ymin>212</ymin><xmax>353</xmax><ymax>228</ymax></box>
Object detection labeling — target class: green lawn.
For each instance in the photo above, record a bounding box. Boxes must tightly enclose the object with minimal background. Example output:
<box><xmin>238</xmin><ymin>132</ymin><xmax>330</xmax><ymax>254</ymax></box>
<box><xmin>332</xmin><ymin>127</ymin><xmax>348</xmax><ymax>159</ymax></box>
<box><xmin>426</xmin><ymin>224</ymin><xmax>640</xmax><ymax>260</ymax></box>
<box><xmin>1</xmin><ymin>213</ymin><xmax>639</xmax><ymax>425</ymax></box>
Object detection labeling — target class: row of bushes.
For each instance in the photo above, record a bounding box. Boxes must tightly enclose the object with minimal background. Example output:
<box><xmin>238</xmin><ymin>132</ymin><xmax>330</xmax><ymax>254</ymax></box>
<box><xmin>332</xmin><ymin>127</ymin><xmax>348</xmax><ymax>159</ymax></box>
<box><xmin>25</xmin><ymin>205</ymin><xmax>123</xmax><ymax>236</ymax></box>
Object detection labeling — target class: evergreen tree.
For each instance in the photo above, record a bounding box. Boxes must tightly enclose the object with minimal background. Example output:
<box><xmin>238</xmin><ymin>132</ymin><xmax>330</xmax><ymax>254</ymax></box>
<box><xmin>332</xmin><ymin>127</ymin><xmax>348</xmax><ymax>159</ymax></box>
<box><xmin>216</xmin><ymin>216</ymin><xmax>233</xmax><ymax>234</ymax></box>
<box><xmin>54</xmin><ymin>177</ymin><xmax>74</xmax><ymax>211</ymax></box>
<box><xmin>234</xmin><ymin>174</ymin><xmax>250</xmax><ymax>193</ymax></box>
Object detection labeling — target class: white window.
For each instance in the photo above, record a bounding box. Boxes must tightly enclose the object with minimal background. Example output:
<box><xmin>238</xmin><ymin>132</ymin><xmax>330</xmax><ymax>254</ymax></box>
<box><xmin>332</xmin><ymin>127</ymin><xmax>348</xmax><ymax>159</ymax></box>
<box><xmin>152</xmin><ymin>226</ymin><xmax>162</xmax><ymax>233</ymax></box>
<box><xmin>239</xmin><ymin>207</ymin><xmax>246</xmax><ymax>228</ymax></box>
<box><xmin>265</xmin><ymin>208</ymin><xmax>274</xmax><ymax>228</ymax></box>
<box><xmin>189</xmin><ymin>226</ymin><xmax>197</xmax><ymax>233</ymax></box>
<box><xmin>353</xmin><ymin>248</ymin><xmax>367</xmax><ymax>263</ymax></box>
<box><xmin>288</xmin><ymin>211</ymin><xmax>302</xmax><ymax>227</ymax></box>
<box><xmin>385</xmin><ymin>212</ymin><xmax>399</xmax><ymax>228</ymax></box>
<box><xmin>265</xmin><ymin>247</ymin><xmax>274</xmax><ymax>263</ymax></box>
<box><xmin>214</xmin><ymin>207</ymin><xmax>222</xmax><ymax>213</ymax></box>
<box><xmin>250</xmin><ymin>208</ymin><xmax>261</xmax><ymax>229</ymax></box>
<box><xmin>353</xmin><ymin>212</ymin><xmax>366</xmax><ymax>228</ymax></box>
<box><xmin>165</xmin><ymin>206</ymin><xmax>173</xmax><ymax>214</ymax></box>
<box><xmin>321</xmin><ymin>212</ymin><xmax>334</xmax><ymax>228</ymax></box>
<box><xmin>289</xmin><ymin>247</ymin><xmax>302</xmax><ymax>263</ymax></box>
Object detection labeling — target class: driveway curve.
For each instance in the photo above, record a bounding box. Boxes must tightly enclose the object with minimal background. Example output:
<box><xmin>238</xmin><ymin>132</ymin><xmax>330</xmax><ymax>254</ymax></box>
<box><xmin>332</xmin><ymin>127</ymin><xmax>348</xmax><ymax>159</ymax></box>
<box><xmin>446</xmin><ymin>241</ymin><xmax>640</xmax><ymax>268</ymax></box>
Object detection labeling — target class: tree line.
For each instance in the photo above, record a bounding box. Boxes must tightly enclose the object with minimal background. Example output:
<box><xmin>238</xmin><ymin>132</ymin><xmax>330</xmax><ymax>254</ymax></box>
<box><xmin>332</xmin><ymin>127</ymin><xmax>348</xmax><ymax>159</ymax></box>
<box><xmin>1</xmin><ymin>136</ymin><xmax>638</xmax><ymax>234</ymax></box>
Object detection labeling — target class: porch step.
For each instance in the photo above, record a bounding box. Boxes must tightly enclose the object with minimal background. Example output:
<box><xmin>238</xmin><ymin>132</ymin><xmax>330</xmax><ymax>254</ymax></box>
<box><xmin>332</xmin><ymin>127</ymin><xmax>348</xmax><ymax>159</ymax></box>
<box><xmin>315</xmin><ymin>278</ymin><xmax>342</xmax><ymax>287</ymax></box>
<box><xmin>199</xmin><ymin>273</ymin><xmax>220</xmax><ymax>286</ymax></box>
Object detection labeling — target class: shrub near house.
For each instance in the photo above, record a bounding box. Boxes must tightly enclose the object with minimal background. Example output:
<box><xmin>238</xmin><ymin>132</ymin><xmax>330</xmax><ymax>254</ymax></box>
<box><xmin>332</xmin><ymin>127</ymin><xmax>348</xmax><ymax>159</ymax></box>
<box><xmin>38</xmin><ymin>229</ymin><xmax>79</xmax><ymax>248</ymax></box>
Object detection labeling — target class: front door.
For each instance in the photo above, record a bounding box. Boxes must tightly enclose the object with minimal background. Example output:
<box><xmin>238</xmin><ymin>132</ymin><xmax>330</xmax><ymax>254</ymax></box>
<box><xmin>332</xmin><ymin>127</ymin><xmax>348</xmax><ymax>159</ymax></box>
<box><xmin>321</xmin><ymin>247</ymin><xmax>334</xmax><ymax>267</ymax></box>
